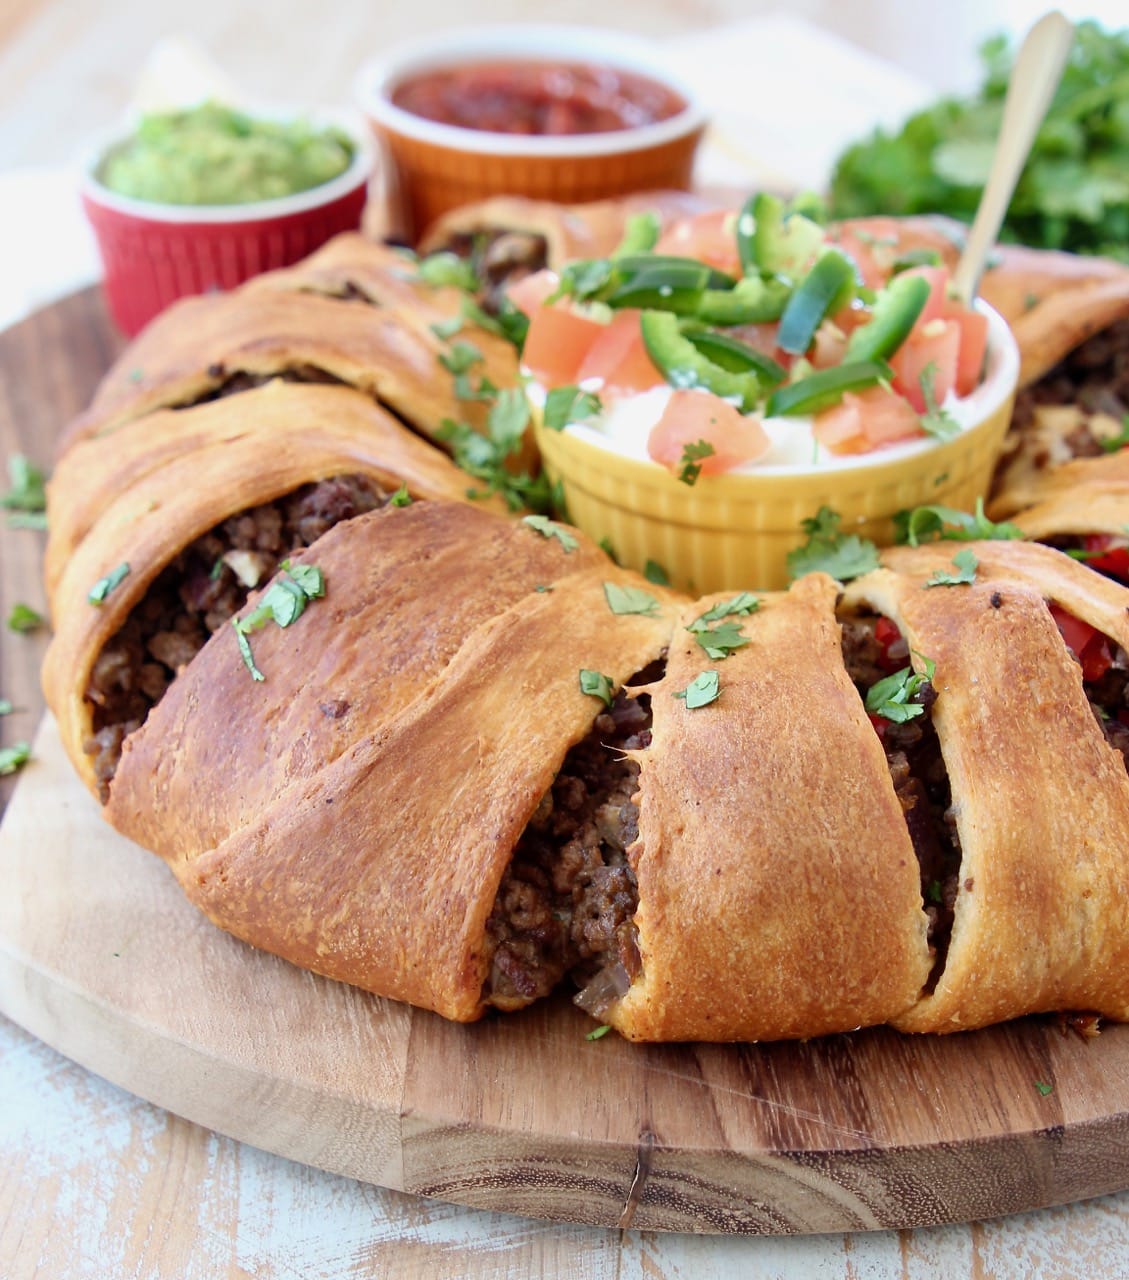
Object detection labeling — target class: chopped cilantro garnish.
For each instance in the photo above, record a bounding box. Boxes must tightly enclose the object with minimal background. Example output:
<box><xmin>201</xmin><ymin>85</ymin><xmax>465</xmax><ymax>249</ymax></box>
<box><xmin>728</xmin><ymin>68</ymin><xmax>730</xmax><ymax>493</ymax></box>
<box><xmin>604</xmin><ymin>582</ymin><xmax>661</xmax><ymax>616</ymax></box>
<box><xmin>925</xmin><ymin>548</ymin><xmax>979</xmax><ymax>587</ymax></box>
<box><xmin>543</xmin><ymin>385</ymin><xmax>602</xmax><ymax>432</ymax></box>
<box><xmin>553</xmin><ymin>257</ymin><xmax>616</xmax><ymax>302</ymax></box>
<box><xmin>579</xmin><ymin>669</ymin><xmax>614</xmax><ymax>707</ymax></box>
<box><xmin>586</xmin><ymin>1023</ymin><xmax>612</xmax><ymax>1041</ymax></box>
<box><xmin>460</xmin><ymin>296</ymin><xmax>529</xmax><ymax>352</ymax></box>
<box><xmin>678</xmin><ymin>439</ymin><xmax>715</xmax><ymax>486</ymax></box>
<box><xmin>1035</xmin><ymin>1080</ymin><xmax>1054</xmax><ymax>1097</ymax></box>
<box><xmin>598</xmin><ymin>536</ymin><xmax>617</xmax><ymax>562</ymax></box>
<box><xmin>918</xmin><ymin>363</ymin><xmax>960</xmax><ymax>440</ymax></box>
<box><xmin>88</xmin><ymin>562</ymin><xmax>131</xmax><ymax>604</ymax></box>
<box><xmin>865</xmin><ymin>653</ymin><xmax>936</xmax><ymax>723</ymax></box>
<box><xmin>2</xmin><ymin>454</ymin><xmax>47</xmax><ymax>525</ymax></box>
<box><xmin>786</xmin><ymin>507</ymin><xmax>880</xmax><ymax>582</ymax></box>
<box><xmin>7</xmin><ymin>603</ymin><xmax>44</xmax><ymax>632</ymax></box>
<box><xmin>688</xmin><ymin>593</ymin><xmax>760</xmax><ymax>629</ymax></box>
<box><xmin>644</xmin><ymin>559</ymin><xmax>670</xmax><ymax>586</ymax></box>
<box><xmin>674</xmin><ymin>670</ymin><xmax>720</xmax><ymax>709</ymax></box>
<box><xmin>416</xmin><ymin>251</ymin><xmax>480</xmax><ymax>292</ymax></box>
<box><xmin>927</xmin><ymin>880</ymin><xmax>944</xmax><ymax>904</ymax></box>
<box><xmin>686</xmin><ymin>594</ymin><xmax>759</xmax><ymax>660</ymax></box>
<box><xmin>389</xmin><ymin>485</ymin><xmax>413</xmax><ymax>507</ymax></box>
<box><xmin>691</xmin><ymin>619</ymin><xmax>750</xmax><ymax>660</ymax></box>
<box><xmin>523</xmin><ymin>514</ymin><xmax>578</xmax><ymax>552</ymax></box>
<box><xmin>438</xmin><ymin>387</ymin><xmax>548</xmax><ymax>513</ymax></box>
<box><xmin>895</xmin><ymin>498</ymin><xmax>1023</xmax><ymax>546</ymax></box>
<box><xmin>232</xmin><ymin>562</ymin><xmax>325</xmax><ymax>680</ymax></box>
<box><xmin>0</xmin><ymin>698</ymin><xmax>13</xmax><ymax>716</ymax></box>
<box><xmin>429</xmin><ymin>314</ymin><xmax>465</xmax><ymax>341</ymax></box>
<box><xmin>0</xmin><ymin>741</ymin><xmax>31</xmax><ymax>775</ymax></box>
<box><xmin>1100</xmin><ymin>414</ymin><xmax>1129</xmax><ymax>453</ymax></box>
<box><xmin>438</xmin><ymin>341</ymin><xmax>484</xmax><ymax>377</ymax></box>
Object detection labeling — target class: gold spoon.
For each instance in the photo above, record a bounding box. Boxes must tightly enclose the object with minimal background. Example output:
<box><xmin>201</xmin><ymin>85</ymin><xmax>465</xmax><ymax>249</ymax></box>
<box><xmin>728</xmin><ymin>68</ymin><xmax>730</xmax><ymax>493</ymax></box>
<box><xmin>952</xmin><ymin>10</ymin><xmax>1075</xmax><ymax>305</ymax></box>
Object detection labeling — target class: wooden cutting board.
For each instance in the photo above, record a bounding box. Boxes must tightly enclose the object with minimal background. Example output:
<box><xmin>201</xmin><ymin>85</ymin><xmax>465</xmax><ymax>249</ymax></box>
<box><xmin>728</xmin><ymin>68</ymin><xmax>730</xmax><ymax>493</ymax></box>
<box><xmin>2</xmin><ymin>289</ymin><xmax>1129</xmax><ymax>1236</ymax></box>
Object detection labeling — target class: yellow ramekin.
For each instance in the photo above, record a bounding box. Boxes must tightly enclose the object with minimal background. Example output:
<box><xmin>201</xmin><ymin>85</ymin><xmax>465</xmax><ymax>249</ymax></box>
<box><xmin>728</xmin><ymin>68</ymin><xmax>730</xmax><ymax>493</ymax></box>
<box><xmin>532</xmin><ymin>305</ymin><xmax>1020</xmax><ymax>594</ymax></box>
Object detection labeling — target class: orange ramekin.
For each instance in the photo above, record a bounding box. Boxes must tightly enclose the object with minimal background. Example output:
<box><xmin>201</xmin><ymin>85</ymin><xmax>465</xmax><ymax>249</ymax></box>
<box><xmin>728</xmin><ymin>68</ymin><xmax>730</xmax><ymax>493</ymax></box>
<box><xmin>354</xmin><ymin>25</ymin><xmax>708</xmax><ymax>243</ymax></box>
<box><xmin>533</xmin><ymin>305</ymin><xmax>1021</xmax><ymax>595</ymax></box>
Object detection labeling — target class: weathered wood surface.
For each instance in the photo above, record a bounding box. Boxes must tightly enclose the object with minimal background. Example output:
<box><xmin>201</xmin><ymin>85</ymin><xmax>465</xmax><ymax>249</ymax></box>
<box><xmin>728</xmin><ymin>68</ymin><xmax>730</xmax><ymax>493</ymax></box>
<box><xmin>2</xmin><ymin>291</ymin><xmax>1129</xmax><ymax>1244</ymax></box>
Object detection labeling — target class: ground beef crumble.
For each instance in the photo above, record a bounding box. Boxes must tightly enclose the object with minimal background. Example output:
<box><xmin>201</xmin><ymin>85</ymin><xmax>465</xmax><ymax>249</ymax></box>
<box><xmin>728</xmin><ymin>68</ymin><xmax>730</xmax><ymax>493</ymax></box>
<box><xmin>841</xmin><ymin>613</ymin><xmax>960</xmax><ymax>987</ymax></box>
<box><xmin>83</xmin><ymin>474</ymin><xmax>391</xmax><ymax>800</ymax></box>
<box><xmin>484</xmin><ymin>668</ymin><xmax>660</xmax><ymax>1013</ymax></box>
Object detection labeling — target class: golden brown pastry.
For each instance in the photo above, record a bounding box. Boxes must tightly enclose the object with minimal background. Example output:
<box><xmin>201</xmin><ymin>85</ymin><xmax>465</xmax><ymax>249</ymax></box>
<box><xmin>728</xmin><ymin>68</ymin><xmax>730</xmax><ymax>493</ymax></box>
<box><xmin>101</xmin><ymin>501</ymin><xmax>681</xmax><ymax>1021</ymax></box>
<box><xmin>605</xmin><ymin>574</ymin><xmax>932</xmax><ymax>1042</ymax></box>
<box><xmin>844</xmin><ymin>541</ymin><xmax>1129</xmax><ymax>1031</ymax></box>
<box><xmin>416</xmin><ymin>190</ymin><xmax>710</xmax><ymax>273</ymax></box>
<box><xmin>56</xmin><ymin>251</ymin><xmax>529</xmax><ymax>468</ymax></box>
<box><xmin>43</xmin><ymin>379</ymin><xmax>503</xmax><ymax>602</ymax></box>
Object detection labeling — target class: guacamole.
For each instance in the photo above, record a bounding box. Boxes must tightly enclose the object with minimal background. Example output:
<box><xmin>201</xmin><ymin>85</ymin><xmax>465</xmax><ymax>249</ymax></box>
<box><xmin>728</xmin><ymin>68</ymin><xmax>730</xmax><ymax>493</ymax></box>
<box><xmin>98</xmin><ymin>101</ymin><xmax>355</xmax><ymax>206</ymax></box>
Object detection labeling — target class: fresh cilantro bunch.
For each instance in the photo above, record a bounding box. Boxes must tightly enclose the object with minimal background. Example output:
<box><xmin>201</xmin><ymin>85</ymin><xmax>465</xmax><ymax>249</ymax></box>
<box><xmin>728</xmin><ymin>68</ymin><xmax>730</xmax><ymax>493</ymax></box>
<box><xmin>829</xmin><ymin>20</ymin><xmax>1129</xmax><ymax>260</ymax></box>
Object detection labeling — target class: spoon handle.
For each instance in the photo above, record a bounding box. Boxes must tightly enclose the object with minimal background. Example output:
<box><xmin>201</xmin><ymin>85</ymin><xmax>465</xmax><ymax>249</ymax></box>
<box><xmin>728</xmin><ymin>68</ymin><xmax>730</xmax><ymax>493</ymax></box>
<box><xmin>952</xmin><ymin>10</ymin><xmax>1075</xmax><ymax>305</ymax></box>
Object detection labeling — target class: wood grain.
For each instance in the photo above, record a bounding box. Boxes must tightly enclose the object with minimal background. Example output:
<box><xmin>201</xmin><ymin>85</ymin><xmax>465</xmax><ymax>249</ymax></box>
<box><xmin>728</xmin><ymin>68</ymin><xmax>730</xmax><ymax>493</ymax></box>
<box><xmin>2</xmin><ymin>291</ymin><xmax>1129</xmax><ymax>1236</ymax></box>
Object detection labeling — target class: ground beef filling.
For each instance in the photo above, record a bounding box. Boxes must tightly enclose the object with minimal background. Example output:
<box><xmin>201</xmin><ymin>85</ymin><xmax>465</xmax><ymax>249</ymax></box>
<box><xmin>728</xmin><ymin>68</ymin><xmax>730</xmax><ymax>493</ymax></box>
<box><xmin>1009</xmin><ymin>316</ymin><xmax>1129</xmax><ymax>459</ymax></box>
<box><xmin>440</xmin><ymin>229</ymin><xmax>549</xmax><ymax>313</ymax></box>
<box><xmin>840</xmin><ymin>614</ymin><xmax>960</xmax><ymax>987</ymax></box>
<box><xmin>191</xmin><ymin>365</ymin><xmax>347</xmax><ymax>404</ymax></box>
<box><xmin>484</xmin><ymin>675</ymin><xmax>657</xmax><ymax>1013</ymax></box>
<box><xmin>83</xmin><ymin>474</ymin><xmax>392</xmax><ymax>800</ymax></box>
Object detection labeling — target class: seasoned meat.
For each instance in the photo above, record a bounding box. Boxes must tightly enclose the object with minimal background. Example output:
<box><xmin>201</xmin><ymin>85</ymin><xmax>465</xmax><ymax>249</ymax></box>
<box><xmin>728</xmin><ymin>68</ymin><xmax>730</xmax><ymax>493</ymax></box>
<box><xmin>485</xmin><ymin>676</ymin><xmax>656</xmax><ymax>1011</ymax></box>
<box><xmin>83</xmin><ymin>474</ymin><xmax>391</xmax><ymax>799</ymax></box>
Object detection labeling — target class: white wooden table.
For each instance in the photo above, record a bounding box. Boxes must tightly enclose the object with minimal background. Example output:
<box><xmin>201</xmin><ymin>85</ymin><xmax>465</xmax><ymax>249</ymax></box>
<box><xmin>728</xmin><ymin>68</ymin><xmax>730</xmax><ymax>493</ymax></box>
<box><xmin>1</xmin><ymin>2</ymin><xmax>1128</xmax><ymax>1275</ymax></box>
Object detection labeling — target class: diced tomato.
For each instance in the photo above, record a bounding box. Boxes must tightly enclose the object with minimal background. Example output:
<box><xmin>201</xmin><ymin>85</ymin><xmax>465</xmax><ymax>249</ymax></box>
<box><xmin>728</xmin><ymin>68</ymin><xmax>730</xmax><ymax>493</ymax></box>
<box><xmin>874</xmin><ymin>616</ymin><xmax>907</xmax><ymax>672</ymax></box>
<box><xmin>829</xmin><ymin>217</ymin><xmax>907</xmax><ymax>289</ymax></box>
<box><xmin>654</xmin><ymin>209</ymin><xmax>741</xmax><ymax>276</ymax></box>
<box><xmin>647</xmin><ymin>389</ymin><xmax>770</xmax><ymax>476</ymax></box>
<box><xmin>576</xmin><ymin>309</ymin><xmax>665</xmax><ymax>395</ymax></box>
<box><xmin>521</xmin><ymin>302</ymin><xmax>607</xmax><ymax>387</ymax></box>
<box><xmin>890</xmin><ymin>318</ymin><xmax>961</xmax><ymax>413</ymax></box>
<box><xmin>504</xmin><ymin>268</ymin><xmax>560</xmax><ymax>316</ymax></box>
<box><xmin>1082</xmin><ymin>534</ymin><xmax>1129</xmax><ymax>583</ymax></box>
<box><xmin>943</xmin><ymin>304</ymin><xmax>989</xmax><ymax>397</ymax></box>
<box><xmin>1049</xmin><ymin>603</ymin><xmax>1114</xmax><ymax>681</ymax></box>
<box><xmin>812</xmin><ymin>385</ymin><xmax>922</xmax><ymax>455</ymax></box>
<box><xmin>899</xmin><ymin>266</ymin><xmax>951</xmax><ymax>325</ymax></box>
<box><xmin>867</xmin><ymin>711</ymin><xmax>888</xmax><ymax>742</ymax></box>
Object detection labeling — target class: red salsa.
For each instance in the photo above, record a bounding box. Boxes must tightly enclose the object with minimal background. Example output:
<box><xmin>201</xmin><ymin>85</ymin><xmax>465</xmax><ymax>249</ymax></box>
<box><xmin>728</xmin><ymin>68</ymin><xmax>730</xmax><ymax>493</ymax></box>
<box><xmin>390</xmin><ymin>59</ymin><xmax>687</xmax><ymax>136</ymax></box>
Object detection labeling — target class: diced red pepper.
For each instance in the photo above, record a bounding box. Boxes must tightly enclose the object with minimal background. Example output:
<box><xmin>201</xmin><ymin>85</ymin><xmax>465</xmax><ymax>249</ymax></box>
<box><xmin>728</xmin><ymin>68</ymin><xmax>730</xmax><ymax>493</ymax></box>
<box><xmin>1049</xmin><ymin>603</ymin><xmax>1113</xmax><ymax>682</ymax></box>
<box><xmin>874</xmin><ymin>616</ymin><xmax>906</xmax><ymax>672</ymax></box>
<box><xmin>1082</xmin><ymin>534</ymin><xmax>1129</xmax><ymax>583</ymax></box>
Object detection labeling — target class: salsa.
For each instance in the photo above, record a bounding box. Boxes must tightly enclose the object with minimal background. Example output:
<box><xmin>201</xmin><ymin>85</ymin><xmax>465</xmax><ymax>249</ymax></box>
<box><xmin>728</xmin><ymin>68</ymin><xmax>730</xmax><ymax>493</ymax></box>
<box><xmin>98</xmin><ymin>102</ymin><xmax>355</xmax><ymax>206</ymax></box>
<box><xmin>390</xmin><ymin>59</ymin><xmax>687</xmax><ymax>135</ymax></box>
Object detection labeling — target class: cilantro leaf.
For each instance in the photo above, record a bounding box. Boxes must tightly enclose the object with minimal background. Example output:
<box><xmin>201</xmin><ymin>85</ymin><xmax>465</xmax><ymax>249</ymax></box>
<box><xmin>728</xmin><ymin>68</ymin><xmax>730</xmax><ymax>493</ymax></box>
<box><xmin>586</xmin><ymin>1023</ymin><xmax>612</xmax><ymax>1041</ymax></box>
<box><xmin>865</xmin><ymin>654</ymin><xmax>936</xmax><ymax>723</ymax></box>
<box><xmin>678</xmin><ymin>439</ymin><xmax>715</xmax><ymax>486</ymax></box>
<box><xmin>0</xmin><ymin>698</ymin><xmax>13</xmax><ymax>716</ymax></box>
<box><xmin>579</xmin><ymin>669</ymin><xmax>614</xmax><ymax>707</ymax></box>
<box><xmin>918</xmin><ymin>363</ymin><xmax>960</xmax><ymax>440</ymax></box>
<box><xmin>895</xmin><ymin>498</ymin><xmax>1023</xmax><ymax>546</ymax></box>
<box><xmin>543</xmin><ymin>385</ymin><xmax>602</xmax><ymax>432</ymax></box>
<box><xmin>7</xmin><ymin>603</ymin><xmax>44</xmax><ymax>633</ymax></box>
<box><xmin>673</xmin><ymin>670</ymin><xmax>721</xmax><ymax>709</ymax></box>
<box><xmin>2</xmin><ymin>454</ymin><xmax>47</xmax><ymax>513</ymax></box>
<box><xmin>416</xmin><ymin>251</ymin><xmax>480</xmax><ymax>292</ymax></box>
<box><xmin>232</xmin><ymin>563</ymin><xmax>326</xmax><ymax>680</ymax></box>
<box><xmin>460</xmin><ymin>296</ymin><xmax>529</xmax><ymax>352</ymax></box>
<box><xmin>0</xmin><ymin>741</ymin><xmax>31</xmax><ymax>776</ymax></box>
<box><xmin>644</xmin><ymin>559</ymin><xmax>670</xmax><ymax>585</ymax></box>
<box><xmin>523</xmin><ymin>514</ymin><xmax>578</xmax><ymax>552</ymax></box>
<box><xmin>604</xmin><ymin>582</ymin><xmax>661</xmax><ymax>616</ymax></box>
<box><xmin>786</xmin><ymin>507</ymin><xmax>880</xmax><ymax>582</ymax></box>
<box><xmin>389</xmin><ymin>485</ymin><xmax>413</xmax><ymax>507</ymax></box>
<box><xmin>692</xmin><ymin>619</ymin><xmax>750</xmax><ymax>660</ymax></box>
<box><xmin>88</xmin><ymin>562</ymin><xmax>130</xmax><ymax>605</ymax></box>
<box><xmin>438</xmin><ymin>341</ymin><xmax>484</xmax><ymax>376</ymax></box>
<box><xmin>1099</xmin><ymin>414</ymin><xmax>1129</xmax><ymax>453</ymax></box>
<box><xmin>925</xmin><ymin>548</ymin><xmax>979</xmax><ymax>587</ymax></box>
<box><xmin>688</xmin><ymin>593</ymin><xmax>761</xmax><ymax>629</ymax></box>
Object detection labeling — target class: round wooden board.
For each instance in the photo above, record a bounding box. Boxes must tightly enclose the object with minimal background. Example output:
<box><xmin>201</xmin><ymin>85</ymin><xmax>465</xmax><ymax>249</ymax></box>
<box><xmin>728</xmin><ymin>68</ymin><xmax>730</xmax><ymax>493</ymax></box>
<box><xmin>2</xmin><ymin>289</ymin><xmax>1129</xmax><ymax>1236</ymax></box>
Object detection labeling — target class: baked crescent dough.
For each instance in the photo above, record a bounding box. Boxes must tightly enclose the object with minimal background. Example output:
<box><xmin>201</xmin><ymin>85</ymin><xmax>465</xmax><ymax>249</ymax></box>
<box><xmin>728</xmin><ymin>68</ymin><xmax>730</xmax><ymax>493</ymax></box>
<box><xmin>37</xmin><ymin>215</ymin><xmax>1129</xmax><ymax>1042</ymax></box>
<box><xmin>843</xmin><ymin>550</ymin><xmax>1129</xmax><ymax>1031</ymax></box>
<box><xmin>608</xmin><ymin>573</ymin><xmax>932</xmax><ymax>1043</ymax></box>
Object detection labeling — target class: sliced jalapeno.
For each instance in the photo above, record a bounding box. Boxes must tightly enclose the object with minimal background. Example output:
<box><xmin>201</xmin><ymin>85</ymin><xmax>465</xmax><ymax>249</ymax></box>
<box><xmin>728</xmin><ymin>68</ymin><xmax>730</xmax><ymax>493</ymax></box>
<box><xmin>696</xmin><ymin>275</ymin><xmax>790</xmax><ymax>325</ymax></box>
<box><xmin>766</xmin><ymin>360</ymin><xmax>893</xmax><ymax>417</ymax></box>
<box><xmin>679</xmin><ymin>326</ymin><xmax>787</xmax><ymax>386</ymax></box>
<box><xmin>844</xmin><ymin>272</ymin><xmax>931</xmax><ymax>363</ymax></box>
<box><xmin>640</xmin><ymin>310</ymin><xmax>764</xmax><ymax>412</ymax></box>
<box><xmin>775</xmin><ymin>249</ymin><xmax>857</xmax><ymax>355</ymax></box>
